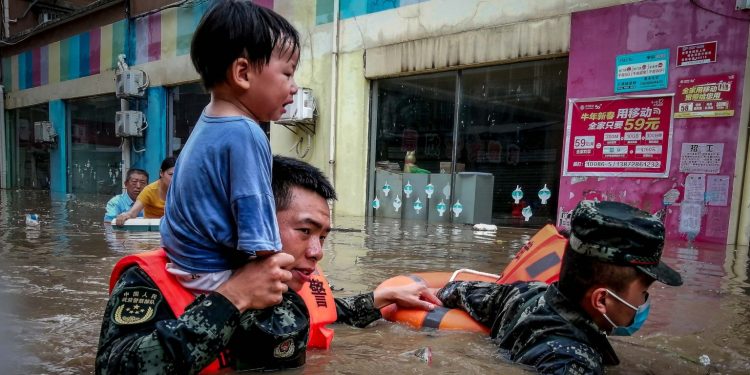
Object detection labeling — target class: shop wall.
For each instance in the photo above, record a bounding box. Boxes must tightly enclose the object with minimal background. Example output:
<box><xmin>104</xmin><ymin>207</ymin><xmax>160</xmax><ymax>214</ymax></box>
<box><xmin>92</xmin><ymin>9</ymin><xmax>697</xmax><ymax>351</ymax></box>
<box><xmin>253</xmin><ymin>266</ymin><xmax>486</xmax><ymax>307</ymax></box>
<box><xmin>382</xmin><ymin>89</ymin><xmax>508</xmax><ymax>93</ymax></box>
<box><xmin>560</xmin><ymin>0</ymin><xmax>749</xmax><ymax>244</ymax></box>
<box><xmin>273</xmin><ymin>0</ymin><xmax>639</xmax><ymax>217</ymax></box>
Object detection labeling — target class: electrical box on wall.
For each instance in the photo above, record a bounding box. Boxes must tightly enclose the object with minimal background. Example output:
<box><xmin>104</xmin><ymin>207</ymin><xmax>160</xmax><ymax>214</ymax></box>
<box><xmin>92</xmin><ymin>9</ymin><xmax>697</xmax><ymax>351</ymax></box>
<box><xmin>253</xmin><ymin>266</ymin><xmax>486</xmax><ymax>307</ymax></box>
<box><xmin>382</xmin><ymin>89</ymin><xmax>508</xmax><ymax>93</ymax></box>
<box><xmin>116</xmin><ymin>111</ymin><xmax>145</xmax><ymax>137</ymax></box>
<box><xmin>277</xmin><ymin>88</ymin><xmax>315</xmax><ymax>124</ymax></box>
<box><xmin>33</xmin><ymin>121</ymin><xmax>57</xmax><ymax>143</ymax></box>
<box><xmin>738</xmin><ymin>0</ymin><xmax>750</xmax><ymax>10</ymax></box>
<box><xmin>115</xmin><ymin>70</ymin><xmax>147</xmax><ymax>98</ymax></box>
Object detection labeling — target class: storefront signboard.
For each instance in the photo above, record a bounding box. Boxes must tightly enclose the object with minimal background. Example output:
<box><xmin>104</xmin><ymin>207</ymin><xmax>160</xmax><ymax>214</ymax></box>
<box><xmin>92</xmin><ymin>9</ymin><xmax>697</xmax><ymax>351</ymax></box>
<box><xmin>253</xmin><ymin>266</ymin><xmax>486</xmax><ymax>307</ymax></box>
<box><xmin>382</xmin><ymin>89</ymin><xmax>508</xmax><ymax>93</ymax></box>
<box><xmin>563</xmin><ymin>95</ymin><xmax>674</xmax><ymax>177</ymax></box>
<box><xmin>674</xmin><ymin>73</ymin><xmax>736</xmax><ymax>118</ymax></box>
<box><xmin>676</xmin><ymin>41</ymin><xmax>717</xmax><ymax>67</ymax></box>
<box><xmin>615</xmin><ymin>49</ymin><xmax>669</xmax><ymax>93</ymax></box>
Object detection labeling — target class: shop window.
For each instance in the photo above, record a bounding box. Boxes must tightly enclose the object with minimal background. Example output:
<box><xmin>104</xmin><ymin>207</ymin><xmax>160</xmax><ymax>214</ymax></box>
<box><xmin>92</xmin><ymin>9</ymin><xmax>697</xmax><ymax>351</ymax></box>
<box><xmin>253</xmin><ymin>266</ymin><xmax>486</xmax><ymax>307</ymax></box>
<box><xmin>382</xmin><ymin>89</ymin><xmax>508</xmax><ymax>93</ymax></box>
<box><xmin>458</xmin><ymin>59</ymin><xmax>568</xmax><ymax>226</ymax></box>
<box><xmin>68</xmin><ymin>96</ymin><xmax>121</xmax><ymax>195</ymax></box>
<box><xmin>370</xmin><ymin>58</ymin><xmax>568</xmax><ymax>226</ymax></box>
<box><xmin>9</xmin><ymin>104</ymin><xmax>50</xmax><ymax>189</ymax></box>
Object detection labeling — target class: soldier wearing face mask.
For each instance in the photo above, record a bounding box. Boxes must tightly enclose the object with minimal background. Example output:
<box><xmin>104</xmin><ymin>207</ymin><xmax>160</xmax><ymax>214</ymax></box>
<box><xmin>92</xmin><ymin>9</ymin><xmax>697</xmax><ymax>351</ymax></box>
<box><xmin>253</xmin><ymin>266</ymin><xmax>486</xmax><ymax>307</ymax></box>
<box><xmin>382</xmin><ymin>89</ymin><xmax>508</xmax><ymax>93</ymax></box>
<box><xmin>437</xmin><ymin>200</ymin><xmax>683</xmax><ymax>375</ymax></box>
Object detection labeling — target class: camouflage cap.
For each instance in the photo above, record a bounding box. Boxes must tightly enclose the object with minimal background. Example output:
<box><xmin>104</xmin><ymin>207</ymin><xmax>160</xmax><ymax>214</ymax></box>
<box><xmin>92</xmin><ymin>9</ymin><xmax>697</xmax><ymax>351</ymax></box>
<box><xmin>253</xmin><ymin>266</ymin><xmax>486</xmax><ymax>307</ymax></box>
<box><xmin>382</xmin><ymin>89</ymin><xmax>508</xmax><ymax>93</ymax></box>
<box><xmin>569</xmin><ymin>200</ymin><xmax>682</xmax><ymax>286</ymax></box>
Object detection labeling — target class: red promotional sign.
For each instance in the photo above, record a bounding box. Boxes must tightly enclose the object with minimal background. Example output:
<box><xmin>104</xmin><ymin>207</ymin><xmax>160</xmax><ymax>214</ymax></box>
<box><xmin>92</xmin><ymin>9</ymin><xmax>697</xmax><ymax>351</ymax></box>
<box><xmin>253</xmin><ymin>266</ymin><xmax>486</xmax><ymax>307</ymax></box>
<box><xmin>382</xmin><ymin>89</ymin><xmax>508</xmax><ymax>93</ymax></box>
<box><xmin>563</xmin><ymin>95</ymin><xmax>674</xmax><ymax>177</ymax></box>
<box><xmin>674</xmin><ymin>73</ymin><xmax>736</xmax><ymax>118</ymax></box>
<box><xmin>676</xmin><ymin>41</ymin><xmax>717</xmax><ymax>67</ymax></box>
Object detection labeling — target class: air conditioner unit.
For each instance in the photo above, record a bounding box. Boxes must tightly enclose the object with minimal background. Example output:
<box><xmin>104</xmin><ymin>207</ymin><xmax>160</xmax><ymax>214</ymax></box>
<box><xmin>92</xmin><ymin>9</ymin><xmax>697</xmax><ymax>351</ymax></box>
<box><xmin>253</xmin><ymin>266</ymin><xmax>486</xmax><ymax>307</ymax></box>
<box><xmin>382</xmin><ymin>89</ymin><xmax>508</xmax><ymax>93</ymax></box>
<box><xmin>33</xmin><ymin>121</ymin><xmax>57</xmax><ymax>143</ymax></box>
<box><xmin>278</xmin><ymin>88</ymin><xmax>315</xmax><ymax>123</ymax></box>
<box><xmin>116</xmin><ymin>111</ymin><xmax>145</xmax><ymax>137</ymax></box>
<box><xmin>115</xmin><ymin>70</ymin><xmax>147</xmax><ymax>98</ymax></box>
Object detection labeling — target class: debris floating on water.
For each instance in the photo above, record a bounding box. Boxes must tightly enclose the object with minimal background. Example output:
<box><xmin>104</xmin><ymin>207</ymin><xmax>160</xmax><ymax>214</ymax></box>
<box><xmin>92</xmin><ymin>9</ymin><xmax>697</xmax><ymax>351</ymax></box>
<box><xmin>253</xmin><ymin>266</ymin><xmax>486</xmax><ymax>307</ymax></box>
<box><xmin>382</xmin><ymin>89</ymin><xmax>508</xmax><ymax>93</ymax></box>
<box><xmin>401</xmin><ymin>347</ymin><xmax>432</xmax><ymax>364</ymax></box>
<box><xmin>699</xmin><ymin>354</ymin><xmax>710</xmax><ymax>366</ymax></box>
<box><xmin>473</xmin><ymin>223</ymin><xmax>497</xmax><ymax>231</ymax></box>
<box><xmin>25</xmin><ymin>213</ymin><xmax>40</xmax><ymax>228</ymax></box>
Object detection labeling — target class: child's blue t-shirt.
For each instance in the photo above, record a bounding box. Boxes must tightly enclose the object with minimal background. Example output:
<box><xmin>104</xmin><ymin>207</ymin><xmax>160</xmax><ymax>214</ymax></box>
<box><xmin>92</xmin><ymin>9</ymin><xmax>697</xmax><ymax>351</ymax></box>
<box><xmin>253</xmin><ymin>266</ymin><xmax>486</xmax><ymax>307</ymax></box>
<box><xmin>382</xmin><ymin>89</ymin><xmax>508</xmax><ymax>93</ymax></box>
<box><xmin>160</xmin><ymin>113</ymin><xmax>282</xmax><ymax>273</ymax></box>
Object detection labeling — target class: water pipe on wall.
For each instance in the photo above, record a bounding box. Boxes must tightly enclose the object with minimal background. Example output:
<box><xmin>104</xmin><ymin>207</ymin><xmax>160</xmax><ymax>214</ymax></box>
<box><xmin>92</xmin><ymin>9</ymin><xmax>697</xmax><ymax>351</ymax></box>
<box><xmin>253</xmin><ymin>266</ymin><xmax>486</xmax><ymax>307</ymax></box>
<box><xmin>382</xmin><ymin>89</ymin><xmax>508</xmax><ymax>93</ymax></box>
<box><xmin>0</xmin><ymin>85</ymin><xmax>6</xmax><ymax>189</ymax></box>
<box><xmin>328</xmin><ymin>0</ymin><xmax>339</xmax><ymax>192</ymax></box>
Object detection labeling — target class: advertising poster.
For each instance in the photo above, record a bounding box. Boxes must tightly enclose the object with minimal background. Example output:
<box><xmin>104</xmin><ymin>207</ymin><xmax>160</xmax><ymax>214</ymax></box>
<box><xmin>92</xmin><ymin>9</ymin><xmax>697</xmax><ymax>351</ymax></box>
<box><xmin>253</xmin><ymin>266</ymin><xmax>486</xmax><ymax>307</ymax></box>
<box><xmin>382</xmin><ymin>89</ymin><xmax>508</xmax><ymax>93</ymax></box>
<box><xmin>676</xmin><ymin>41</ymin><xmax>717</xmax><ymax>67</ymax></box>
<box><xmin>674</xmin><ymin>74</ymin><xmax>736</xmax><ymax>118</ymax></box>
<box><xmin>563</xmin><ymin>95</ymin><xmax>674</xmax><ymax>177</ymax></box>
<box><xmin>615</xmin><ymin>49</ymin><xmax>669</xmax><ymax>93</ymax></box>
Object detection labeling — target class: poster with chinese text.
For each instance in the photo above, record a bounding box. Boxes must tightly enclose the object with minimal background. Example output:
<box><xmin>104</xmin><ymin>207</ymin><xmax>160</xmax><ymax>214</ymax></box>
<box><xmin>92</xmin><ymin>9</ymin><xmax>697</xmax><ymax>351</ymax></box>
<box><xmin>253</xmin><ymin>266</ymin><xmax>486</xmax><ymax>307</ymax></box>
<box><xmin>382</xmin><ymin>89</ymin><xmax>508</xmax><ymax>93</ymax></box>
<box><xmin>674</xmin><ymin>74</ymin><xmax>736</xmax><ymax>118</ymax></box>
<box><xmin>615</xmin><ymin>49</ymin><xmax>669</xmax><ymax>93</ymax></box>
<box><xmin>676</xmin><ymin>41</ymin><xmax>717</xmax><ymax>67</ymax></box>
<box><xmin>563</xmin><ymin>95</ymin><xmax>674</xmax><ymax>177</ymax></box>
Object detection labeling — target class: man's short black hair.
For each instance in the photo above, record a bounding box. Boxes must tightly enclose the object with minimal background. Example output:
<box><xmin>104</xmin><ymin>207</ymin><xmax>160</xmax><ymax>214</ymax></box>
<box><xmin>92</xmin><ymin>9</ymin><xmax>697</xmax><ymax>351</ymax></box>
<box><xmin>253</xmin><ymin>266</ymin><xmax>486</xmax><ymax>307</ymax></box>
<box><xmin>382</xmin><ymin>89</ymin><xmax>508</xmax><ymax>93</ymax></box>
<box><xmin>160</xmin><ymin>157</ymin><xmax>176</xmax><ymax>173</ymax></box>
<box><xmin>125</xmin><ymin>168</ymin><xmax>148</xmax><ymax>182</ymax></box>
<box><xmin>191</xmin><ymin>0</ymin><xmax>300</xmax><ymax>90</ymax></box>
<box><xmin>558</xmin><ymin>244</ymin><xmax>645</xmax><ymax>305</ymax></box>
<box><xmin>272</xmin><ymin>156</ymin><xmax>336</xmax><ymax>211</ymax></box>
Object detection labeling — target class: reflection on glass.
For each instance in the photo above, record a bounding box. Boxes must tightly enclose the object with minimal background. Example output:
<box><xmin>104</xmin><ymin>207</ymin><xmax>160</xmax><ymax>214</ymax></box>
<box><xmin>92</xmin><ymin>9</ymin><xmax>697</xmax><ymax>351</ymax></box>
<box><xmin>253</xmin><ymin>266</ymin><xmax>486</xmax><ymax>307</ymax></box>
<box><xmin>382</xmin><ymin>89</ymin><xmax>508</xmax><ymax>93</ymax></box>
<box><xmin>170</xmin><ymin>82</ymin><xmax>209</xmax><ymax>157</ymax></box>
<box><xmin>459</xmin><ymin>58</ymin><xmax>568</xmax><ymax>225</ymax></box>
<box><xmin>69</xmin><ymin>96</ymin><xmax>121</xmax><ymax>195</ymax></box>
<box><xmin>11</xmin><ymin>104</ymin><xmax>51</xmax><ymax>189</ymax></box>
<box><xmin>371</xmin><ymin>58</ymin><xmax>568</xmax><ymax>227</ymax></box>
<box><xmin>374</xmin><ymin>72</ymin><xmax>455</xmax><ymax>173</ymax></box>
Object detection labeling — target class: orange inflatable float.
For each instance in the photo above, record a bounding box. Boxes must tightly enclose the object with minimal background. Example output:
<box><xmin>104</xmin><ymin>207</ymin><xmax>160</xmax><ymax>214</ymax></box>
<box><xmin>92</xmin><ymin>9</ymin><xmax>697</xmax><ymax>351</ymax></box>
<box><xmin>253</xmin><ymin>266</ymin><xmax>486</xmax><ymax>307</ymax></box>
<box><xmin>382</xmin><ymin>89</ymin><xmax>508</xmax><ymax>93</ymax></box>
<box><xmin>376</xmin><ymin>224</ymin><xmax>567</xmax><ymax>333</ymax></box>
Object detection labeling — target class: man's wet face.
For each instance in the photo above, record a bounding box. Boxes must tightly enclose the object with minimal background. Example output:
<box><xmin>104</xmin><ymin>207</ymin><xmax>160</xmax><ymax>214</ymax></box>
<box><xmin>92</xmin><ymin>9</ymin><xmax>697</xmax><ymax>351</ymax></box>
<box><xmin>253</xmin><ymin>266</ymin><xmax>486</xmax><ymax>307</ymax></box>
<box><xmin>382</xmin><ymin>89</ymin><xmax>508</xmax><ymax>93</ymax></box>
<box><xmin>125</xmin><ymin>173</ymin><xmax>148</xmax><ymax>200</ymax></box>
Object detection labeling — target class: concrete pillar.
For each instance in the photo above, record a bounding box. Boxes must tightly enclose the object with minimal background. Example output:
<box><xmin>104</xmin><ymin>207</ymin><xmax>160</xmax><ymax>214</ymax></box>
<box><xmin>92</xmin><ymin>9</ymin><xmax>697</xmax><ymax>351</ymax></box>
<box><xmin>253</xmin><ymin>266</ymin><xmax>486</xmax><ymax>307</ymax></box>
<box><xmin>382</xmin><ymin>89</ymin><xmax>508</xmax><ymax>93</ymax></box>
<box><xmin>132</xmin><ymin>86</ymin><xmax>167</xmax><ymax>178</ymax></box>
<box><xmin>49</xmin><ymin>100</ymin><xmax>67</xmax><ymax>193</ymax></box>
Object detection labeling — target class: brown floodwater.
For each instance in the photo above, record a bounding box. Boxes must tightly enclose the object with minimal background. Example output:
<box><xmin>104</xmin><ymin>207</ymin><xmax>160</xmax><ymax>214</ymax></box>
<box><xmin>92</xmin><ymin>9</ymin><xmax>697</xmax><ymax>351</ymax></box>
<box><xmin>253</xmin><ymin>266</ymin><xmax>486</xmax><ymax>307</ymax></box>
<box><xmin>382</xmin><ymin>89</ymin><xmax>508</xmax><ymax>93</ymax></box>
<box><xmin>0</xmin><ymin>190</ymin><xmax>748</xmax><ymax>374</ymax></box>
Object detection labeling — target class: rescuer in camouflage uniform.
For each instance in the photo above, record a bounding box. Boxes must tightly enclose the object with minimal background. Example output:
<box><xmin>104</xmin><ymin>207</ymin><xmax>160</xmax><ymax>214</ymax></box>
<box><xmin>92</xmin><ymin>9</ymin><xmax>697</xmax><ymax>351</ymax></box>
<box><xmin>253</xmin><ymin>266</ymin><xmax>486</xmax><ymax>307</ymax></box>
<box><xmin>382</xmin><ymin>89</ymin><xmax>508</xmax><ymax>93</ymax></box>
<box><xmin>437</xmin><ymin>200</ymin><xmax>684</xmax><ymax>375</ymax></box>
<box><xmin>96</xmin><ymin>156</ymin><xmax>439</xmax><ymax>374</ymax></box>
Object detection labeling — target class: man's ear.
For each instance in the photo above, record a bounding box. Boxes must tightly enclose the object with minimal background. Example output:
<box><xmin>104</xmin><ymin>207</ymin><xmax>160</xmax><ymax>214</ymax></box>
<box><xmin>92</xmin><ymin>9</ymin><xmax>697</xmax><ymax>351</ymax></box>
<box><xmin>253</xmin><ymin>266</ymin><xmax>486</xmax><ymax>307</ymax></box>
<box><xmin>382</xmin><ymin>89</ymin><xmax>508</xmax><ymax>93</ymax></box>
<box><xmin>588</xmin><ymin>287</ymin><xmax>609</xmax><ymax>315</ymax></box>
<box><xmin>227</xmin><ymin>57</ymin><xmax>253</xmax><ymax>90</ymax></box>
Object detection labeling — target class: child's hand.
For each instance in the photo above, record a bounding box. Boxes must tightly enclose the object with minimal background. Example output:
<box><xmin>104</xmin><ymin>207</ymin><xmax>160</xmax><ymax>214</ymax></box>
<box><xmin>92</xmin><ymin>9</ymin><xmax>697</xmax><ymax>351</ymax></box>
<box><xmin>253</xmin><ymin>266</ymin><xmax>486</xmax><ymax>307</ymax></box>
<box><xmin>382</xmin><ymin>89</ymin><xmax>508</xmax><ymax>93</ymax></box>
<box><xmin>217</xmin><ymin>253</ymin><xmax>294</xmax><ymax>312</ymax></box>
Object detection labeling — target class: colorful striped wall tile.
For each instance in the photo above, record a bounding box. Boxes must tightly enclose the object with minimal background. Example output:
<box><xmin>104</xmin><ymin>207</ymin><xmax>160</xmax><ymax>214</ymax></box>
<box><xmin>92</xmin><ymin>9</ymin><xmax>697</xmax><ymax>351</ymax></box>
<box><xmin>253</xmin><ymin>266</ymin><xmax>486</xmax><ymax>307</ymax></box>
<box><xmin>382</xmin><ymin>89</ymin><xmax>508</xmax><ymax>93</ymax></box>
<box><xmin>161</xmin><ymin>7</ymin><xmax>177</xmax><ymax>59</ymax></box>
<box><xmin>89</xmin><ymin>27</ymin><xmax>101</xmax><ymax>75</ymax></box>
<box><xmin>48</xmin><ymin>41</ymin><xmax>60</xmax><ymax>84</ymax></box>
<box><xmin>40</xmin><ymin>45</ymin><xmax>49</xmax><ymax>85</ymax></box>
<box><xmin>2</xmin><ymin>0</ymin><xmax>278</xmax><ymax>92</ymax></box>
<box><xmin>135</xmin><ymin>13</ymin><xmax>162</xmax><ymax>65</ymax></box>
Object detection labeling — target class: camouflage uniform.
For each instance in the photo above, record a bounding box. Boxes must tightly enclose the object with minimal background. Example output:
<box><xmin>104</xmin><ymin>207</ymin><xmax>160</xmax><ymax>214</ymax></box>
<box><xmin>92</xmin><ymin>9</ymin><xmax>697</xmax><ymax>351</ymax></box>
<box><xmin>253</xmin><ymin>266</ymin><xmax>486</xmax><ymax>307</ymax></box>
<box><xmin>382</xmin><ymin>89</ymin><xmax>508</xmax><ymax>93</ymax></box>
<box><xmin>96</xmin><ymin>266</ymin><xmax>383</xmax><ymax>374</ymax></box>
<box><xmin>437</xmin><ymin>200</ymin><xmax>684</xmax><ymax>375</ymax></box>
<box><xmin>438</xmin><ymin>280</ymin><xmax>617</xmax><ymax>375</ymax></box>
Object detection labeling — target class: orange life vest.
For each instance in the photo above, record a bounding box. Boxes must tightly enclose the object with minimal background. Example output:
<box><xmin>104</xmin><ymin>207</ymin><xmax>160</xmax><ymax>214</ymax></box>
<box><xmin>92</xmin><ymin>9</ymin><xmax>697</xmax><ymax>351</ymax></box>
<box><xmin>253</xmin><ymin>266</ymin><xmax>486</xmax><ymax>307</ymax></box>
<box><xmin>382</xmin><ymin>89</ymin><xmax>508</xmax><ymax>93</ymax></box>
<box><xmin>109</xmin><ymin>248</ymin><xmax>337</xmax><ymax>373</ymax></box>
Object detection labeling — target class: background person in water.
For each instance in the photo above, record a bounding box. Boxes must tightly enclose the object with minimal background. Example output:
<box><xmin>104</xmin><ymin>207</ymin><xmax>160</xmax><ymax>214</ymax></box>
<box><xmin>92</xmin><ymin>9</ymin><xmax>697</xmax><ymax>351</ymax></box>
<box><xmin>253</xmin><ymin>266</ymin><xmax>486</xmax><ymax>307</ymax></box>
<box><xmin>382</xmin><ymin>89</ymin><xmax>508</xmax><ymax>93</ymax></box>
<box><xmin>114</xmin><ymin>157</ymin><xmax>175</xmax><ymax>225</ymax></box>
<box><xmin>103</xmin><ymin>168</ymin><xmax>148</xmax><ymax>222</ymax></box>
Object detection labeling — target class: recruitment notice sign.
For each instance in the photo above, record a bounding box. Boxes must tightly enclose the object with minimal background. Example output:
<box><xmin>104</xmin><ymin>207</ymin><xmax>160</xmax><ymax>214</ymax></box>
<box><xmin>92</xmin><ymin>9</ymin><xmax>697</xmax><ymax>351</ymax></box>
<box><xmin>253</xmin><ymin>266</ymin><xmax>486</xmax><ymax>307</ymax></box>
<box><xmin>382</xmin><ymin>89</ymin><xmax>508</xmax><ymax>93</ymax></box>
<box><xmin>563</xmin><ymin>95</ymin><xmax>674</xmax><ymax>177</ymax></box>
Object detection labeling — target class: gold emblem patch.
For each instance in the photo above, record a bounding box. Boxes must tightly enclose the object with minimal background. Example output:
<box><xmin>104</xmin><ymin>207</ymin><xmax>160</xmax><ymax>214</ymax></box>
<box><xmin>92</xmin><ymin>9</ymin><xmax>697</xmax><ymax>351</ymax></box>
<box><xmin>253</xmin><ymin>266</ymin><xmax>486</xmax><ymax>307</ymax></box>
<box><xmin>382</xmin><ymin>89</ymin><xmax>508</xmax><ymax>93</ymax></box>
<box><xmin>273</xmin><ymin>338</ymin><xmax>295</xmax><ymax>359</ymax></box>
<box><xmin>112</xmin><ymin>287</ymin><xmax>162</xmax><ymax>325</ymax></box>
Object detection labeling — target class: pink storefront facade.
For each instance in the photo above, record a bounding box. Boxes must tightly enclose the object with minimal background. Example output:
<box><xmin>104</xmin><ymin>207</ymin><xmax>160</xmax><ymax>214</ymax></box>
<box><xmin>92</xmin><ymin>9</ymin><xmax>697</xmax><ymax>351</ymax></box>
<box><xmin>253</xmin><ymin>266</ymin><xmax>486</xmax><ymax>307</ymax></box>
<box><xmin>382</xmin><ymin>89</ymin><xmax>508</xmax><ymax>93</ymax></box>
<box><xmin>559</xmin><ymin>0</ymin><xmax>750</xmax><ymax>244</ymax></box>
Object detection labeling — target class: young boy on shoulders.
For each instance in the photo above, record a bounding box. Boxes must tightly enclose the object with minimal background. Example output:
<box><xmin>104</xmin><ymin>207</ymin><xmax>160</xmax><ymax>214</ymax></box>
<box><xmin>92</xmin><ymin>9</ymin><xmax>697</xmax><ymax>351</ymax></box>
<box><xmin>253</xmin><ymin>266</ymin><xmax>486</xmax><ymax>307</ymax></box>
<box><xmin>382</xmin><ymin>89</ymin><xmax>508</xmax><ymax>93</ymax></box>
<box><xmin>161</xmin><ymin>0</ymin><xmax>300</xmax><ymax>294</ymax></box>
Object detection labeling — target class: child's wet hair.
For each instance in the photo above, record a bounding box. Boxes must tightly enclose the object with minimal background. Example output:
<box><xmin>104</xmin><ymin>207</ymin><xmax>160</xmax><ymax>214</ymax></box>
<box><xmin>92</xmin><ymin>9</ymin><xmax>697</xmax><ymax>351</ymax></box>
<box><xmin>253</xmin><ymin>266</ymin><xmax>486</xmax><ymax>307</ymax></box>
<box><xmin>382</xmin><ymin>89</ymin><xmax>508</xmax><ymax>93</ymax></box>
<box><xmin>191</xmin><ymin>0</ymin><xmax>300</xmax><ymax>89</ymax></box>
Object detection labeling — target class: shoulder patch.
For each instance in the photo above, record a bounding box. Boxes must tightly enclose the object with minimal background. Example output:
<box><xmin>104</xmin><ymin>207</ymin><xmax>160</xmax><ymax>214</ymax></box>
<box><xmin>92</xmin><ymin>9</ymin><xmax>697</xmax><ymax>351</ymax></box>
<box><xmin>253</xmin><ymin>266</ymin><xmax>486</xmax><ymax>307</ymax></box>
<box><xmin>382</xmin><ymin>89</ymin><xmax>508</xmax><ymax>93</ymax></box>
<box><xmin>273</xmin><ymin>338</ymin><xmax>296</xmax><ymax>359</ymax></box>
<box><xmin>112</xmin><ymin>287</ymin><xmax>162</xmax><ymax>325</ymax></box>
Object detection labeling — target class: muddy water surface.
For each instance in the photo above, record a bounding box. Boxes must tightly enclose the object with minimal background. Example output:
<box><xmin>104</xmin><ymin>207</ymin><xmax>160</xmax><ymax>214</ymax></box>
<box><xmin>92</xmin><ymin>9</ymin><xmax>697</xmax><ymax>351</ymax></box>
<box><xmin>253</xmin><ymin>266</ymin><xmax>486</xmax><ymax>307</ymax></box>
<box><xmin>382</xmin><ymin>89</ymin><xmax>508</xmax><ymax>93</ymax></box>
<box><xmin>0</xmin><ymin>190</ymin><xmax>748</xmax><ymax>374</ymax></box>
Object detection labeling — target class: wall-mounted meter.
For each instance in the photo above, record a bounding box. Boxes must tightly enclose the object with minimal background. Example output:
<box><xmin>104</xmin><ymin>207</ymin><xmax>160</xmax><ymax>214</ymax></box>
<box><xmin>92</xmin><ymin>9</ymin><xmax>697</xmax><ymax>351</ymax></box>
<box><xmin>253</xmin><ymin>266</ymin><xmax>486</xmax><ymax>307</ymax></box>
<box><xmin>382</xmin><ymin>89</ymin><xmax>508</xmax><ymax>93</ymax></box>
<box><xmin>277</xmin><ymin>88</ymin><xmax>316</xmax><ymax>124</ymax></box>
<box><xmin>116</xmin><ymin>111</ymin><xmax>146</xmax><ymax>137</ymax></box>
<box><xmin>115</xmin><ymin>70</ymin><xmax>147</xmax><ymax>98</ymax></box>
<box><xmin>33</xmin><ymin>121</ymin><xmax>57</xmax><ymax>143</ymax></box>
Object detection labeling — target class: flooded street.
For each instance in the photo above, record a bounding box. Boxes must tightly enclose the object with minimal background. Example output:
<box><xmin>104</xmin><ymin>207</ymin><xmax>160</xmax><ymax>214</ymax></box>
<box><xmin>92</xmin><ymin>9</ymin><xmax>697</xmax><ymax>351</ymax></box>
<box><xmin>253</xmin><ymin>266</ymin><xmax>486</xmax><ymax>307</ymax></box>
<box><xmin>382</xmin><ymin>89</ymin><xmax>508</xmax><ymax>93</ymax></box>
<box><xmin>1</xmin><ymin>190</ymin><xmax>749</xmax><ymax>374</ymax></box>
